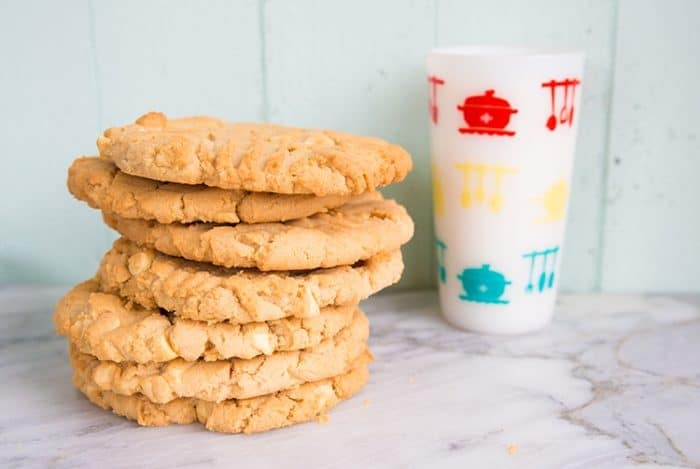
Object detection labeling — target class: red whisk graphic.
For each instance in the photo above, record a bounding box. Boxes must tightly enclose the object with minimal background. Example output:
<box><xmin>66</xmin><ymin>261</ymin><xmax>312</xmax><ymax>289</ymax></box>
<box><xmin>541</xmin><ymin>78</ymin><xmax>580</xmax><ymax>131</ymax></box>
<box><xmin>428</xmin><ymin>76</ymin><xmax>445</xmax><ymax>124</ymax></box>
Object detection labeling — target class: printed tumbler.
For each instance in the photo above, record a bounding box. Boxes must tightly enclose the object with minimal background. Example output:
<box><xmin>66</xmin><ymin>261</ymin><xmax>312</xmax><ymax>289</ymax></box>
<box><xmin>427</xmin><ymin>47</ymin><xmax>584</xmax><ymax>334</ymax></box>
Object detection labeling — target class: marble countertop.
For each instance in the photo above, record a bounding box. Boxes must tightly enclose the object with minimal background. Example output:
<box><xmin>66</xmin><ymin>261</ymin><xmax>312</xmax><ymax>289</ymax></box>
<box><xmin>2</xmin><ymin>287</ymin><xmax>699</xmax><ymax>468</ymax></box>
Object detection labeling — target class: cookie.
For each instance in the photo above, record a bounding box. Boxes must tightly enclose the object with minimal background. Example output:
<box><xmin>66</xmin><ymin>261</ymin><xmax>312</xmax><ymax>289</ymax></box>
<box><xmin>71</xmin><ymin>349</ymin><xmax>370</xmax><ymax>433</ymax></box>
<box><xmin>97</xmin><ymin>112</ymin><xmax>412</xmax><ymax>196</ymax></box>
<box><xmin>73</xmin><ymin>309</ymin><xmax>369</xmax><ymax>403</ymax></box>
<box><xmin>68</xmin><ymin>156</ymin><xmax>379</xmax><ymax>224</ymax></box>
<box><xmin>102</xmin><ymin>198</ymin><xmax>414</xmax><ymax>271</ymax></box>
<box><xmin>98</xmin><ymin>238</ymin><xmax>402</xmax><ymax>323</ymax></box>
<box><xmin>54</xmin><ymin>279</ymin><xmax>356</xmax><ymax>363</ymax></box>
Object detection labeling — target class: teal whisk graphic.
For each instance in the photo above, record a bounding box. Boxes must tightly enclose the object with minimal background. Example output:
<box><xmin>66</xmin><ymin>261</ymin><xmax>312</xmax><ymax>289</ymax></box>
<box><xmin>522</xmin><ymin>246</ymin><xmax>559</xmax><ymax>294</ymax></box>
<box><xmin>436</xmin><ymin>239</ymin><xmax>447</xmax><ymax>284</ymax></box>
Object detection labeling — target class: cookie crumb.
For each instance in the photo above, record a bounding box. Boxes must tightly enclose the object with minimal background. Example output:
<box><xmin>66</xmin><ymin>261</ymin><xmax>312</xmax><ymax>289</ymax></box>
<box><xmin>362</xmin><ymin>399</ymin><xmax>371</xmax><ymax>407</ymax></box>
<box><xmin>507</xmin><ymin>443</ymin><xmax>518</xmax><ymax>455</ymax></box>
<box><xmin>316</xmin><ymin>415</ymin><xmax>330</xmax><ymax>424</ymax></box>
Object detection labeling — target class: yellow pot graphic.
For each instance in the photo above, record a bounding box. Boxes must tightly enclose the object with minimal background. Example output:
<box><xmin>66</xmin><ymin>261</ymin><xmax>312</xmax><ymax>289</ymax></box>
<box><xmin>534</xmin><ymin>179</ymin><xmax>568</xmax><ymax>223</ymax></box>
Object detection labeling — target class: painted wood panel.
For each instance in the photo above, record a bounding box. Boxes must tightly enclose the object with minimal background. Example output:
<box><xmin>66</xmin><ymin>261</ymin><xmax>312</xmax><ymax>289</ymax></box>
<box><xmin>263</xmin><ymin>0</ymin><xmax>436</xmax><ymax>290</ymax></box>
<box><xmin>601</xmin><ymin>0</ymin><xmax>700</xmax><ymax>292</ymax></box>
<box><xmin>436</xmin><ymin>0</ymin><xmax>618</xmax><ymax>291</ymax></box>
<box><xmin>90</xmin><ymin>0</ymin><xmax>263</xmax><ymax>126</ymax></box>
<box><xmin>0</xmin><ymin>0</ymin><xmax>104</xmax><ymax>283</ymax></box>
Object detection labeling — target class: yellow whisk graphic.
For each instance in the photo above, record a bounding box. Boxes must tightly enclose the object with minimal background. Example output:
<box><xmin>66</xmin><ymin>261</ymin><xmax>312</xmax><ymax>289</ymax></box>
<box><xmin>432</xmin><ymin>164</ymin><xmax>445</xmax><ymax>217</ymax></box>
<box><xmin>455</xmin><ymin>162</ymin><xmax>518</xmax><ymax>214</ymax></box>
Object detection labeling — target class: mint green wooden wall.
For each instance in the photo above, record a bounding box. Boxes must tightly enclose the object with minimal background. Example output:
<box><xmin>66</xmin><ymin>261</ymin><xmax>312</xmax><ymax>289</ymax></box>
<box><xmin>1</xmin><ymin>0</ymin><xmax>698</xmax><ymax>292</ymax></box>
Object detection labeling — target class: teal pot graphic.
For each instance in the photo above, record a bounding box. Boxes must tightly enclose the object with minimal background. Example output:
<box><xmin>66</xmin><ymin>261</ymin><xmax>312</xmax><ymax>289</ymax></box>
<box><xmin>457</xmin><ymin>264</ymin><xmax>511</xmax><ymax>304</ymax></box>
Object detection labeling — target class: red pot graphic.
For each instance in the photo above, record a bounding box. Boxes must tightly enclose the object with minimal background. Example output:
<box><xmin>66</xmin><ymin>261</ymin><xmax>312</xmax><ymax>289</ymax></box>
<box><xmin>457</xmin><ymin>89</ymin><xmax>518</xmax><ymax>136</ymax></box>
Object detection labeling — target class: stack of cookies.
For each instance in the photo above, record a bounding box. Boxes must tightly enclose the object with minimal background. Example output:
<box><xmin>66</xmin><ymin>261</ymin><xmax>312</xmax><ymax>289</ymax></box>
<box><xmin>53</xmin><ymin>112</ymin><xmax>413</xmax><ymax>433</ymax></box>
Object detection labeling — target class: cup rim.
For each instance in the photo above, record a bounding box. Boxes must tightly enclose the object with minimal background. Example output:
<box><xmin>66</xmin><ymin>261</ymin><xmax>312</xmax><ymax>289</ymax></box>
<box><xmin>429</xmin><ymin>45</ymin><xmax>584</xmax><ymax>58</ymax></box>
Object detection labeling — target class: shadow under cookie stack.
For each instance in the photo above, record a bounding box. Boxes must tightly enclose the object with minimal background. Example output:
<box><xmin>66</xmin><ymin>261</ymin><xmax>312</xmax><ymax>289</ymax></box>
<box><xmin>53</xmin><ymin>112</ymin><xmax>414</xmax><ymax>434</ymax></box>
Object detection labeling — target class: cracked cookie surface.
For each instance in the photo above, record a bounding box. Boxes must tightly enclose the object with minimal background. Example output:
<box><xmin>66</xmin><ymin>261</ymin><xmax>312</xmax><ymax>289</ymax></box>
<box><xmin>69</xmin><ymin>157</ymin><xmax>377</xmax><ymax>224</ymax></box>
<box><xmin>97</xmin><ymin>112</ymin><xmax>412</xmax><ymax>196</ymax></box>
<box><xmin>102</xmin><ymin>198</ymin><xmax>413</xmax><ymax>271</ymax></box>
<box><xmin>71</xmin><ymin>348</ymin><xmax>371</xmax><ymax>433</ymax></box>
<box><xmin>71</xmin><ymin>310</ymin><xmax>369</xmax><ymax>404</ymax></box>
<box><xmin>98</xmin><ymin>238</ymin><xmax>402</xmax><ymax>323</ymax></box>
<box><xmin>54</xmin><ymin>279</ymin><xmax>357</xmax><ymax>363</ymax></box>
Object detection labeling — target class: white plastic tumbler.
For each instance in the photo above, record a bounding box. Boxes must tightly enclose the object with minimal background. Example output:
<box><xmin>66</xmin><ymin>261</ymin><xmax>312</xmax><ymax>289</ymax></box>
<box><xmin>427</xmin><ymin>46</ymin><xmax>584</xmax><ymax>334</ymax></box>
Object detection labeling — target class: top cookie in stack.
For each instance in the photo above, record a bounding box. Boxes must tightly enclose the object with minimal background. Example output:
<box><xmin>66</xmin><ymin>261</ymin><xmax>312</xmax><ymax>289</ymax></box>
<box><xmin>55</xmin><ymin>112</ymin><xmax>414</xmax><ymax>434</ymax></box>
<box><xmin>97</xmin><ymin>111</ymin><xmax>410</xmax><ymax>196</ymax></box>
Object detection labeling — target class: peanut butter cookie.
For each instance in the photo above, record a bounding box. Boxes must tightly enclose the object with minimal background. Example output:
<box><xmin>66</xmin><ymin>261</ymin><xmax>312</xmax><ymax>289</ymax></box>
<box><xmin>102</xmin><ymin>198</ymin><xmax>413</xmax><ymax>271</ymax></box>
<box><xmin>97</xmin><ymin>112</ymin><xmax>412</xmax><ymax>196</ymax></box>
<box><xmin>71</xmin><ymin>310</ymin><xmax>368</xmax><ymax>404</ymax></box>
<box><xmin>54</xmin><ymin>279</ymin><xmax>357</xmax><ymax>363</ymax></box>
<box><xmin>71</xmin><ymin>348</ymin><xmax>370</xmax><ymax>433</ymax></box>
<box><xmin>98</xmin><ymin>238</ymin><xmax>402</xmax><ymax>323</ymax></box>
<box><xmin>69</xmin><ymin>156</ymin><xmax>378</xmax><ymax>224</ymax></box>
